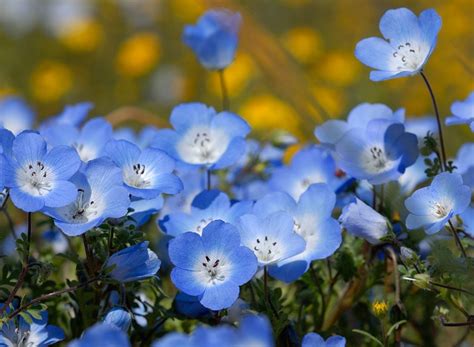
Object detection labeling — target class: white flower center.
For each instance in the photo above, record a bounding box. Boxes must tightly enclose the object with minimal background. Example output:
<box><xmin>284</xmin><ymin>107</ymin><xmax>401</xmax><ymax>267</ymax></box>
<box><xmin>391</xmin><ymin>41</ymin><xmax>427</xmax><ymax>72</ymax></box>
<box><xmin>201</xmin><ymin>255</ymin><xmax>226</xmax><ymax>284</ymax></box>
<box><xmin>17</xmin><ymin>161</ymin><xmax>54</xmax><ymax>196</ymax></box>
<box><xmin>63</xmin><ymin>188</ymin><xmax>99</xmax><ymax>223</ymax></box>
<box><xmin>177</xmin><ymin>127</ymin><xmax>229</xmax><ymax>165</ymax></box>
<box><xmin>362</xmin><ymin>146</ymin><xmax>394</xmax><ymax>174</ymax></box>
<box><xmin>124</xmin><ymin>163</ymin><xmax>152</xmax><ymax>189</ymax></box>
<box><xmin>74</xmin><ymin>142</ymin><xmax>97</xmax><ymax>162</ymax></box>
<box><xmin>195</xmin><ymin>217</ymin><xmax>213</xmax><ymax>235</ymax></box>
<box><xmin>253</xmin><ymin>235</ymin><xmax>280</xmax><ymax>262</ymax></box>
<box><xmin>431</xmin><ymin>201</ymin><xmax>450</xmax><ymax>218</ymax></box>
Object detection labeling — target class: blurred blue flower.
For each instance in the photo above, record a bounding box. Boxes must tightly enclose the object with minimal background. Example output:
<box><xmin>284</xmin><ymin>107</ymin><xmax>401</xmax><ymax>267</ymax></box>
<box><xmin>40</xmin><ymin>117</ymin><xmax>113</xmax><ymax>162</ymax></box>
<box><xmin>103</xmin><ymin>307</ymin><xmax>132</xmax><ymax>332</ymax></box>
<box><xmin>114</xmin><ymin>125</ymin><xmax>160</xmax><ymax>149</ymax></box>
<box><xmin>183</xmin><ymin>9</ymin><xmax>241</xmax><ymax>70</ymax></box>
<box><xmin>151</xmin><ymin>103</ymin><xmax>250</xmax><ymax>169</ymax></box>
<box><xmin>168</xmin><ymin>220</ymin><xmax>257</xmax><ymax>310</ymax></box>
<box><xmin>253</xmin><ymin>184</ymin><xmax>341</xmax><ymax>282</ymax></box>
<box><xmin>68</xmin><ymin>323</ymin><xmax>130</xmax><ymax>347</ymax></box>
<box><xmin>445</xmin><ymin>92</ymin><xmax>474</xmax><ymax>131</ymax></box>
<box><xmin>0</xmin><ymin>309</ymin><xmax>64</xmax><ymax>346</ymax></box>
<box><xmin>3</xmin><ymin>132</ymin><xmax>81</xmax><ymax>212</ymax></box>
<box><xmin>42</xmin><ymin>228</ymin><xmax>68</xmax><ymax>253</ymax></box>
<box><xmin>335</xmin><ymin>120</ymin><xmax>418</xmax><ymax>184</ymax></box>
<box><xmin>160</xmin><ymin>189</ymin><xmax>252</xmax><ymax>236</ymax></box>
<box><xmin>302</xmin><ymin>332</ymin><xmax>346</xmax><ymax>347</ymax></box>
<box><xmin>339</xmin><ymin>198</ymin><xmax>389</xmax><ymax>245</ymax></box>
<box><xmin>105</xmin><ymin>139</ymin><xmax>183</xmax><ymax>199</ymax></box>
<box><xmin>0</xmin><ymin>97</ymin><xmax>35</xmax><ymax>135</ymax></box>
<box><xmin>152</xmin><ymin>332</ymin><xmax>191</xmax><ymax>347</ymax></box>
<box><xmin>174</xmin><ymin>292</ymin><xmax>210</xmax><ymax>318</ymax></box>
<box><xmin>238</xmin><ymin>211</ymin><xmax>306</xmax><ymax>269</ymax></box>
<box><xmin>129</xmin><ymin>195</ymin><xmax>164</xmax><ymax>226</ymax></box>
<box><xmin>460</xmin><ymin>206</ymin><xmax>474</xmax><ymax>237</ymax></box>
<box><xmin>105</xmin><ymin>241</ymin><xmax>161</xmax><ymax>283</ymax></box>
<box><xmin>235</xmin><ymin>314</ymin><xmax>274</xmax><ymax>347</ymax></box>
<box><xmin>44</xmin><ymin>158</ymin><xmax>130</xmax><ymax>236</ymax></box>
<box><xmin>47</xmin><ymin>102</ymin><xmax>93</xmax><ymax>127</ymax></box>
<box><xmin>315</xmin><ymin>103</ymin><xmax>405</xmax><ymax>149</ymax></box>
<box><xmin>405</xmin><ymin>172</ymin><xmax>471</xmax><ymax>234</ymax></box>
<box><xmin>269</xmin><ymin>146</ymin><xmax>344</xmax><ymax>200</ymax></box>
<box><xmin>355</xmin><ymin>8</ymin><xmax>441</xmax><ymax>81</ymax></box>
<box><xmin>453</xmin><ymin>143</ymin><xmax>474</xmax><ymax>189</ymax></box>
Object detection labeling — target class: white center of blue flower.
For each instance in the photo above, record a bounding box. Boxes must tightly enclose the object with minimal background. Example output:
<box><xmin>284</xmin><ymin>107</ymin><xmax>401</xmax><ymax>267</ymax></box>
<box><xmin>430</xmin><ymin>201</ymin><xmax>451</xmax><ymax>218</ymax></box>
<box><xmin>253</xmin><ymin>235</ymin><xmax>280</xmax><ymax>262</ymax></box>
<box><xmin>14</xmin><ymin>328</ymin><xmax>37</xmax><ymax>347</ymax></box>
<box><xmin>391</xmin><ymin>41</ymin><xmax>428</xmax><ymax>72</ymax></box>
<box><xmin>74</xmin><ymin>142</ymin><xmax>97</xmax><ymax>162</ymax></box>
<box><xmin>177</xmin><ymin>126</ymin><xmax>229</xmax><ymax>165</ymax></box>
<box><xmin>201</xmin><ymin>255</ymin><xmax>226</xmax><ymax>284</ymax></box>
<box><xmin>124</xmin><ymin>163</ymin><xmax>152</xmax><ymax>189</ymax></box>
<box><xmin>362</xmin><ymin>146</ymin><xmax>394</xmax><ymax>174</ymax></box>
<box><xmin>17</xmin><ymin>161</ymin><xmax>54</xmax><ymax>196</ymax></box>
<box><xmin>195</xmin><ymin>217</ymin><xmax>213</xmax><ymax>235</ymax></box>
<box><xmin>61</xmin><ymin>188</ymin><xmax>100</xmax><ymax>223</ymax></box>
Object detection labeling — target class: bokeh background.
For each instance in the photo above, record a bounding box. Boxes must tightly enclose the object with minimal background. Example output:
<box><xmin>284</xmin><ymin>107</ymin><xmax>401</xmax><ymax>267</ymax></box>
<box><xmin>0</xmin><ymin>0</ymin><xmax>472</xmax><ymax>148</ymax></box>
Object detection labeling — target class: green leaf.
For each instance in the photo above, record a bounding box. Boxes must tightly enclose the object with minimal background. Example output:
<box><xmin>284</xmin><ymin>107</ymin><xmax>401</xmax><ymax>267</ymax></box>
<box><xmin>19</xmin><ymin>311</ymin><xmax>33</xmax><ymax>324</ymax></box>
<box><xmin>386</xmin><ymin>320</ymin><xmax>407</xmax><ymax>337</ymax></box>
<box><xmin>352</xmin><ymin>329</ymin><xmax>384</xmax><ymax>347</ymax></box>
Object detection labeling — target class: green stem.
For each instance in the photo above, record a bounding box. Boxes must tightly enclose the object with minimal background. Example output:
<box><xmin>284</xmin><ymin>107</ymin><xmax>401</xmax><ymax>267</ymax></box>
<box><xmin>218</xmin><ymin>69</ymin><xmax>229</xmax><ymax>111</ymax></box>
<box><xmin>447</xmin><ymin>220</ymin><xmax>467</xmax><ymax>258</ymax></box>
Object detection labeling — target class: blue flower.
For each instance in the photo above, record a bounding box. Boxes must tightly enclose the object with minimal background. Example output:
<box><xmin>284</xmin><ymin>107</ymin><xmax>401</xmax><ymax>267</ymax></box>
<box><xmin>454</xmin><ymin>143</ymin><xmax>474</xmax><ymax>189</ymax></box>
<box><xmin>152</xmin><ymin>332</ymin><xmax>191</xmax><ymax>347</ymax></box>
<box><xmin>43</xmin><ymin>158</ymin><xmax>130</xmax><ymax>236</ymax></box>
<box><xmin>114</xmin><ymin>125</ymin><xmax>160</xmax><ymax>149</ymax></box>
<box><xmin>302</xmin><ymin>333</ymin><xmax>346</xmax><ymax>347</ymax></box>
<box><xmin>445</xmin><ymin>92</ymin><xmax>474</xmax><ymax>131</ymax></box>
<box><xmin>355</xmin><ymin>8</ymin><xmax>441</xmax><ymax>81</ymax></box>
<box><xmin>335</xmin><ymin>120</ymin><xmax>418</xmax><ymax>184</ymax></box>
<box><xmin>315</xmin><ymin>103</ymin><xmax>405</xmax><ymax>149</ymax></box>
<box><xmin>0</xmin><ymin>97</ymin><xmax>35</xmax><ymax>135</ymax></box>
<box><xmin>151</xmin><ymin>103</ymin><xmax>250</xmax><ymax>169</ymax></box>
<box><xmin>68</xmin><ymin>323</ymin><xmax>130</xmax><ymax>347</ymax></box>
<box><xmin>160</xmin><ymin>189</ymin><xmax>252</xmax><ymax>236</ymax></box>
<box><xmin>252</xmin><ymin>184</ymin><xmax>341</xmax><ymax>282</ymax></box>
<box><xmin>40</xmin><ymin>117</ymin><xmax>113</xmax><ymax>162</ymax></box>
<box><xmin>339</xmin><ymin>198</ymin><xmax>389</xmax><ymax>245</ymax></box>
<box><xmin>0</xmin><ymin>309</ymin><xmax>64</xmax><ymax>346</ymax></box>
<box><xmin>105</xmin><ymin>241</ymin><xmax>161</xmax><ymax>283</ymax></box>
<box><xmin>405</xmin><ymin>172</ymin><xmax>471</xmax><ymax>234</ymax></box>
<box><xmin>105</xmin><ymin>139</ymin><xmax>183</xmax><ymax>199</ymax></box>
<box><xmin>129</xmin><ymin>195</ymin><xmax>164</xmax><ymax>226</ymax></box>
<box><xmin>460</xmin><ymin>206</ymin><xmax>474</xmax><ymax>237</ymax></box>
<box><xmin>269</xmin><ymin>146</ymin><xmax>344</xmax><ymax>200</ymax></box>
<box><xmin>238</xmin><ymin>211</ymin><xmax>306</xmax><ymax>269</ymax></box>
<box><xmin>47</xmin><ymin>101</ymin><xmax>93</xmax><ymax>127</ymax></box>
<box><xmin>168</xmin><ymin>220</ymin><xmax>257</xmax><ymax>310</ymax></box>
<box><xmin>235</xmin><ymin>314</ymin><xmax>274</xmax><ymax>347</ymax></box>
<box><xmin>42</xmin><ymin>228</ymin><xmax>68</xmax><ymax>253</ymax></box>
<box><xmin>3</xmin><ymin>132</ymin><xmax>81</xmax><ymax>212</ymax></box>
<box><xmin>103</xmin><ymin>307</ymin><xmax>132</xmax><ymax>332</ymax></box>
<box><xmin>183</xmin><ymin>9</ymin><xmax>241</xmax><ymax>70</ymax></box>
<box><xmin>174</xmin><ymin>292</ymin><xmax>211</xmax><ymax>318</ymax></box>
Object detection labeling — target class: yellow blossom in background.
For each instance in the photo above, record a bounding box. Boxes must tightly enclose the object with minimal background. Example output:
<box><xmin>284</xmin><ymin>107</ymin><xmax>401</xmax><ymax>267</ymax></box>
<box><xmin>372</xmin><ymin>300</ymin><xmax>389</xmax><ymax>317</ymax></box>
<box><xmin>312</xmin><ymin>86</ymin><xmax>346</xmax><ymax>118</ymax></box>
<box><xmin>169</xmin><ymin>0</ymin><xmax>204</xmax><ymax>22</ymax></box>
<box><xmin>239</xmin><ymin>94</ymin><xmax>302</xmax><ymax>138</ymax></box>
<box><xmin>282</xmin><ymin>27</ymin><xmax>323</xmax><ymax>64</ymax></box>
<box><xmin>206</xmin><ymin>53</ymin><xmax>256</xmax><ymax>98</ymax></box>
<box><xmin>30</xmin><ymin>61</ymin><xmax>72</xmax><ymax>102</ymax></box>
<box><xmin>314</xmin><ymin>52</ymin><xmax>360</xmax><ymax>87</ymax></box>
<box><xmin>283</xmin><ymin>143</ymin><xmax>302</xmax><ymax>164</ymax></box>
<box><xmin>116</xmin><ymin>33</ymin><xmax>160</xmax><ymax>77</ymax></box>
<box><xmin>59</xmin><ymin>19</ymin><xmax>103</xmax><ymax>52</ymax></box>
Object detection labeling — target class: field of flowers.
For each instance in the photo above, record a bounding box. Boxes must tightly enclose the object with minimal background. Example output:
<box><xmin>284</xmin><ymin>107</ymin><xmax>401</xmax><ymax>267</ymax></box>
<box><xmin>0</xmin><ymin>1</ymin><xmax>473</xmax><ymax>346</ymax></box>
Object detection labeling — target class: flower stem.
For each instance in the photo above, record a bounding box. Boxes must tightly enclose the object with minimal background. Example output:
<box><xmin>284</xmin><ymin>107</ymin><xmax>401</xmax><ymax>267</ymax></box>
<box><xmin>0</xmin><ymin>212</ymin><xmax>32</xmax><ymax>316</ymax></box>
<box><xmin>108</xmin><ymin>227</ymin><xmax>115</xmax><ymax>256</ymax></box>
<box><xmin>0</xmin><ymin>193</ymin><xmax>16</xmax><ymax>241</ymax></box>
<box><xmin>419</xmin><ymin>71</ymin><xmax>447</xmax><ymax>171</ymax></box>
<box><xmin>447</xmin><ymin>220</ymin><xmax>467</xmax><ymax>258</ymax></box>
<box><xmin>206</xmin><ymin>169</ymin><xmax>211</xmax><ymax>190</ymax></box>
<box><xmin>263</xmin><ymin>266</ymin><xmax>268</xmax><ymax>304</ymax></box>
<box><xmin>429</xmin><ymin>281</ymin><xmax>473</xmax><ymax>296</ymax></box>
<box><xmin>218</xmin><ymin>69</ymin><xmax>229</xmax><ymax>111</ymax></box>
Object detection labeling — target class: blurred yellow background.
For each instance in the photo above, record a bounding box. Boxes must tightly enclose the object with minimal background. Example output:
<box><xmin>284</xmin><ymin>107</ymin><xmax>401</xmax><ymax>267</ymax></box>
<box><xmin>0</xmin><ymin>0</ymin><xmax>472</xmax><ymax>153</ymax></box>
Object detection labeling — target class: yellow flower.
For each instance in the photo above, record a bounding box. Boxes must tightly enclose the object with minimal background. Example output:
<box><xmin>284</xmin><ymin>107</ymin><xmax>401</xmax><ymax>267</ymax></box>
<box><xmin>372</xmin><ymin>300</ymin><xmax>389</xmax><ymax>317</ymax></box>
<box><xmin>116</xmin><ymin>33</ymin><xmax>160</xmax><ymax>77</ymax></box>
<box><xmin>59</xmin><ymin>19</ymin><xmax>103</xmax><ymax>52</ymax></box>
<box><xmin>282</xmin><ymin>27</ymin><xmax>323</xmax><ymax>64</ymax></box>
<box><xmin>312</xmin><ymin>86</ymin><xmax>346</xmax><ymax>118</ymax></box>
<box><xmin>206</xmin><ymin>53</ymin><xmax>255</xmax><ymax>98</ymax></box>
<box><xmin>239</xmin><ymin>94</ymin><xmax>302</xmax><ymax>138</ymax></box>
<box><xmin>169</xmin><ymin>0</ymin><xmax>204</xmax><ymax>22</ymax></box>
<box><xmin>30</xmin><ymin>61</ymin><xmax>72</xmax><ymax>102</ymax></box>
<box><xmin>314</xmin><ymin>52</ymin><xmax>360</xmax><ymax>87</ymax></box>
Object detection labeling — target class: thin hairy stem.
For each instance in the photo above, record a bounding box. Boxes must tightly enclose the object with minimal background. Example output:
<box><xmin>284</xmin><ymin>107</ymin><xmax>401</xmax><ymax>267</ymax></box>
<box><xmin>218</xmin><ymin>69</ymin><xmax>229</xmax><ymax>111</ymax></box>
<box><xmin>447</xmin><ymin>220</ymin><xmax>467</xmax><ymax>258</ymax></box>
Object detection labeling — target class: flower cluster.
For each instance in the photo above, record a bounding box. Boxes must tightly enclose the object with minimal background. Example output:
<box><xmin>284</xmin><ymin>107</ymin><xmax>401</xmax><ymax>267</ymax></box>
<box><xmin>0</xmin><ymin>5</ymin><xmax>472</xmax><ymax>347</ymax></box>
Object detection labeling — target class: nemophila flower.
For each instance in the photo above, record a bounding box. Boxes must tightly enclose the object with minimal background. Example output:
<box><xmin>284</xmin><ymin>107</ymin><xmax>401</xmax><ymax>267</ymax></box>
<box><xmin>160</xmin><ymin>189</ymin><xmax>252</xmax><ymax>237</ymax></box>
<box><xmin>335</xmin><ymin>120</ymin><xmax>418</xmax><ymax>184</ymax></box>
<box><xmin>104</xmin><ymin>241</ymin><xmax>161</xmax><ymax>283</ymax></box>
<box><xmin>445</xmin><ymin>92</ymin><xmax>474</xmax><ymax>131</ymax></box>
<box><xmin>114</xmin><ymin>125</ymin><xmax>160</xmax><ymax>149</ymax></box>
<box><xmin>40</xmin><ymin>117</ymin><xmax>113</xmax><ymax>162</ymax></box>
<box><xmin>405</xmin><ymin>172</ymin><xmax>471</xmax><ymax>234</ymax></box>
<box><xmin>152</xmin><ymin>332</ymin><xmax>191</xmax><ymax>347</ymax></box>
<box><xmin>43</xmin><ymin>158</ymin><xmax>130</xmax><ymax>236</ymax></box>
<box><xmin>183</xmin><ymin>9</ymin><xmax>241</xmax><ymax>70</ymax></box>
<box><xmin>105</xmin><ymin>139</ymin><xmax>183</xmax><ymax>199</ymax></box>
<box><xmin>168</xmin><ymin>220</ymin><xmax>257</xmax><ymax>310</ymax></box>
<box><xmin>174</xmin><ymin>292</ymin><xmax>211</xmax><ymax>318</ymax></box>
<box><xmin>302</xmin><ymin>333</ymin><xmax>346</xmax><ymax>347</ymax></box>
<box><xmin>238</xmin><ymin>211</ymin><xmax>306</xmax><ymax>268</ymax></box>
<box><xmin>42</xmin><ymin>229</ymin><xmax>68</xmax><ymax>253</ymax></box>
<box><xmin>129</xmin><ymin>195</ymin><xmax>164</xmax><ymax>226</ymax></box>
<box><xmin>315</xmin><ymin>103</ymin><xmax>405</xmax><ymax>149</ymax></box>
<box><xmin>0</xmin><ymin>128</ymin><xmax>14</xmax><ymax>155</ymax></box>
<box><xmin>454</xmin><ymin>143</ymin><xmax>474</xmax><ymax>189</ymax></box>
<box><xmin>339</xmin><ymin>198</ymin><xmax>389</xmax><ymax>245</ymax></box>
<box><xmin>252</xmin><ymin>184</ymin><xmax>341</xmax><ymax>282</ymax></box>
<box><xmin>234</xmin><ymin>314</ymin><xmax>274</xmax><ymax>347</ymax></box>
<box><xmin>0</xmin><ymin>97</ymin><xmax>35</xmax><ymax>135</ymax></box>
<box><xmin>68</xmin><ymin>323</ymin><xmax>130</xmax><ymax>347</ymax></box>
<box><xmin>269</xmin><ymin>146</ymin><xmax>344</xmax><ymax>200</ymax></box>
<box><xmin>460</xmin><ymin>206</ymin><xmax>474</xmax><ymax>237</ymax></box>
<box><xmin>46</xmin><ymin>101</ymin><xmax>93</xmax><ymax>127</ymax></box>
<box><xmin>151</xmin><ymin>103</ymin><xmax>250</xmax><ymax>169</ymax></box>
<box><xmin>355</xmin><ymin>8</ymin><xmax>441</xmax><ymax>81</ymax></box>
<box><xmin>103</xmin><ymin>307</ymin><xmax>132</xmax><ymax>332</ymax></box>
<box><xmin>3</xmin><ymin>132</ymin><xmax>81</xmax><ymax>212</ymax></box>
<box><xmin>0</xmin><ymin>309</ymin><xmax>64</xmax><ymax>346</ymax></box>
